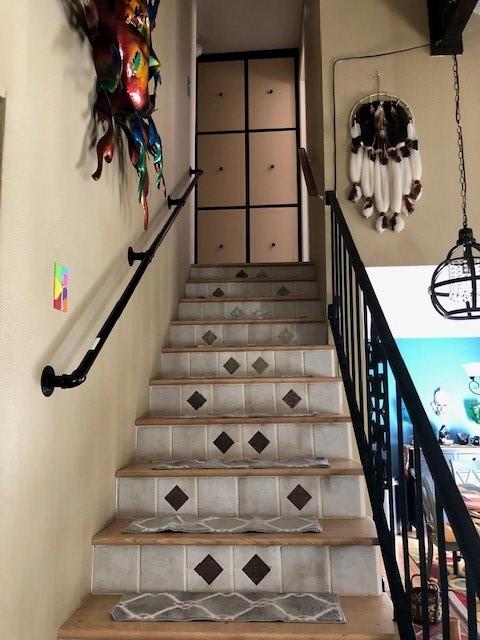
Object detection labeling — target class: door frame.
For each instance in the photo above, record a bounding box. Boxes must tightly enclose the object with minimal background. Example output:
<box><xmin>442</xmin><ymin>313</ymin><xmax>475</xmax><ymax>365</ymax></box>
<box><xmin>194</xmin><ymin>48</ymin><xmax>302</xmax><ymax>264</ymax></box>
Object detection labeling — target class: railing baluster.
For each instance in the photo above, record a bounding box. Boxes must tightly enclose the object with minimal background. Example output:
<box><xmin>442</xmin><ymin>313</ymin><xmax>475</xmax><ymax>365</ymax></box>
<box><xmin>349</xmin><ymin>263</ymin><xmax>356</xmax><ymax>386</ymax></box>
<box><xmin>465</xmin><ymin>562</ymin><xmax>478</xmax><ymax>640</ymax></box>
<box><xmin>435</xmin><ymin>484</ymin><xmax>451</xmax><ymax>640</ymax></box>
<box><xmin>396</xmin><ymin>385</ymin><xmax>411</xmax><ymax>595</ymax></box>
<box><xmin>412</xmin><ymin>435</ymin><xmax>430</xmax><ymax>640</ymax></box>
<box><xmin>355</xmin><ymin>281</ymin><xmax>365</xmax><ymax>418</ymax></box>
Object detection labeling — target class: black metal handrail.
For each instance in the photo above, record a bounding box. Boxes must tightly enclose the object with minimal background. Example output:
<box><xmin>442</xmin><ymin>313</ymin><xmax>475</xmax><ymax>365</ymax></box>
<box><xmin>41</xmin><ymin>168</ymin><xmax>202</xmax><ymax>397</ymax></box>
<box><xmin>325</xmin><ymin>191</ymin><xmax>480</xmax><ymax>640</ymax></box>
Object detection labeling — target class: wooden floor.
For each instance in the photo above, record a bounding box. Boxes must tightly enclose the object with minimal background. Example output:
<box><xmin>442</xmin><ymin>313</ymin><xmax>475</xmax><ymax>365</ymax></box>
<box><xmin>58</xmin><ymin>594</ymin><xmax>398</xmax><ymax>640</ymax></box>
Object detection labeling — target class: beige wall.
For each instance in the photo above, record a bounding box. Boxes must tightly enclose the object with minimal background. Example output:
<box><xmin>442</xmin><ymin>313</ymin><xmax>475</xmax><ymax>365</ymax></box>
<box><xmin>0</xmin><ymin>1</ymin><xmax>194</xmax><ymax>638</ymax></box>
<box><xmin>305</xmin><ymin>0</ymin><xmax>480</xmax><ymax>269</ymax></box>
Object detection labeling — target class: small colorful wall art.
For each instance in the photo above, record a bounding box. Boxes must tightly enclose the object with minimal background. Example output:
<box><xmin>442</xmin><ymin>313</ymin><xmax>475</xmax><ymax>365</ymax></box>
<box><xmin>63</xmin><ymin>0</ymin><xmax>165</xmax><ymax>230</ymax></box>
<box><xmin>53</xmin><ymin>263</ymin><xmax>69</xmax><ymax>313</ymax></box>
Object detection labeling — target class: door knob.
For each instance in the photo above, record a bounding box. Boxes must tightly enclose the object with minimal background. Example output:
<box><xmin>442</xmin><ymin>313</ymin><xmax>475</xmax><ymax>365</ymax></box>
<box><xmin>218</xmin><ymin>166</ymin><xmax>224</xmax><ymax>172</ymax></box>
<box><xmin>218</xmin><ymin>91</ymin><xmax>223</xmax><ymax>97</ymax></box>
<box><xmin>271</xmin><ymin>242</ymin><xmax>276</xmax><ymax>247</ymax></box>
<box><xmin>219</xmin><ymin>244</ymin><xmax>224</xmax><ymax>249</ymax></box>
<box><xmin>269</xmin><ymin>164</ymin><xmax>275</xmax><ymax>170</ymax></box>
<box><xmin>267</xmin><ymin>89</ymin><xmax>274</xmax><ymax>94</ymax></box>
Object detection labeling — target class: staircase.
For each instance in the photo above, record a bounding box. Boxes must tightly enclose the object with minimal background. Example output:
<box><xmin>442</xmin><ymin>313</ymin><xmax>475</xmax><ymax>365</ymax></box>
<box><xmin>59</xmin><ymin>262</ymin><xmax>398</xmax><ymax>639</ymax></box>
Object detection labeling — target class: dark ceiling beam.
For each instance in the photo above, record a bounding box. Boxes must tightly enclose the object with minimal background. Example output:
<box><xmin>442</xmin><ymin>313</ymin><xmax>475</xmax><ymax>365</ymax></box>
<box><xmin>428</xmin><ymin>0</ymin><xmax>478</xmax><ymax>55</ymax></box>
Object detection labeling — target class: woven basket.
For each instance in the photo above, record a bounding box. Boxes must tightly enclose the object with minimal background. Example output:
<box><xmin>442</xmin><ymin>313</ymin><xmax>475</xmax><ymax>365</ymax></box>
<box><xmin>410</xmin><ymin>574</ymin><xmax>442</xmax><ymax>625</ymax></box>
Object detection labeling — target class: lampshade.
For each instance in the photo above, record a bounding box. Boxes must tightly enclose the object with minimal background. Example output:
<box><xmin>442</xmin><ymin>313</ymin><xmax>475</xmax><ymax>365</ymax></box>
<box><xmin>462</xmin><ymin>362</ymin><xmax>480</xmax><ymax>379</ymax></box>
<box><xmin>430</xmin><ymin>228</ymin><xmax>480</xmax><ymax>319</ymax></box>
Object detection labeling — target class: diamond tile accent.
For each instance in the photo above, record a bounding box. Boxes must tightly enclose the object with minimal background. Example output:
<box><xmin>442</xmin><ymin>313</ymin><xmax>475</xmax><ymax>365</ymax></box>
<box><xmin>253</xmin><ymin>306</ymin><xmax>269</xmax><ymax>319</ymax></box>
<box><xmin>194</xmin><ymin>554</ymin><xmax>224</xmax><ymax>585</ymax></box>
<box><xmin>236</xmin><ymin>270</ymin><xmax>248</xmax><ymax>279</ymax></box>
<box><xmin>287</xmin><ymin>484</ymin><xmax>313</xmax><ymax>511</ymax></box>
<box><xmin>213</xmin><ymin>431</ymin><xmax>235</xmax><ymax>454</ymax></box>
<box><xmin>251</xmin><ymin>357</ymin><xmax>269</xmax><ymax>375</ymax></box>
<box><xmin>242</xmin><ymin>554</ymin><xmax>271</xmax><ymax>585</ymax></box>
<box><xmin>282</xmin><ymin>389</ymin><xmax>302</xmax><ymax>409</ymax></box>
<box><xmin>187</xmin><ymin>391</ymin><xmax>207</xmax><ymax>411</ymax></box>
<box><xmin>164</xmin><ymin>485</ymin><xmax>189</xmax><ymax>511</ymax></box>
<box><xmin>202</xmin><ymin>330</ymin><xmax>218</xmax><ymax>346</ymax></box>
<box><xmin>278</xmin><ymin>328</ymin><xmax>295</xmax><ymax>344</ymax></box>
<box><xmin>230</xmin><ymin>307</ymin><xmax>245</xmax><ymax>320</ymax></box>
<box><xmin>223</xmin><ymin>357</ymin><xmax>240</xmax><ymax>375</ymax></box>
<box><xmin>277</xmin><ymin>286</ymin><xmax>290</xmax><ymax>297</ymax></box>
<box><xmin>256</xmin><ymin>270</ymin><xmax>268</xmax><ymax>279</ymax></box>
<box><xmin>212</xmin><ymin>288</ymin><xmax>225</xmax><ymax>298</ymax></box>
<box><xmin>248</xmin><ymin>431</ymin><xmax>270</xmax><ymax>454</ymax></box>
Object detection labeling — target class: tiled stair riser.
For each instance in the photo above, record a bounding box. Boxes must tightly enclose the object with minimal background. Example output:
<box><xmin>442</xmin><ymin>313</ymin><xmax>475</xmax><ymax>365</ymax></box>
<box><xmin>190</xmin><ymin>265</ymin><xmax>315</xmax><ymax>280</ymax></box>
<box><xmin>185</xmin><ymin>281</ymin><xmax>319</xmax><ymax>299</ymax></box>
<box><xmin>160</xmin><ymin>349</ymin><xmax>335</xmax><ymax>379</ymax></box>
<box><xmin>117</xmin><ymin>475</ymin><xmax>365</xmax><ymax>519</ymax></box>
<box><xmin>136</xmin><ymin>423</ymin><xmax>352</xmax><ymax>461</ymax></box>
<box><xmin>149</xmin><ymin>381</ymin><xmax>343</xmax><ymax>416</ymax></box>
<box><xmin>170</xmin><ymin>322</ymin><xmax>327</xmax><ymax>347</ymax></box>
<box><xmin>178</xmin><ymin>300</ymin><xmax>322</xmax><ymax>322</ymax></box>
<box><xmin>92</xmin><ymin>544</ymin><xmax>381</xmax><ymax>596</ymax></box>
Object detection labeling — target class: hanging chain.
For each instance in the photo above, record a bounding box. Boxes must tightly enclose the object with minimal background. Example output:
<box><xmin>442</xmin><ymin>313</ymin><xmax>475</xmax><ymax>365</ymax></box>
<box><xmin>452</xmin><ymin>54</ymin><xmax>468</xmax><ymax>229</ymax></box>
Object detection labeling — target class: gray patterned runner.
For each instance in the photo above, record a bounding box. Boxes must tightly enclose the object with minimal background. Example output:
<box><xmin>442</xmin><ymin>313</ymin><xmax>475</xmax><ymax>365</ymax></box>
<box><xmin>152</xmin><ymin>457</ymin><xmax>329</xmax><ymax>470</ymax></box>
<box><xmin>111</xmin><ymin>591</ymin><xmax>346</xmax><ymax>623</ymax></box>
<box><xmin>123</xmin><ymin>514</ymin><xmax>322</xmax><ymax>534</ymax></box>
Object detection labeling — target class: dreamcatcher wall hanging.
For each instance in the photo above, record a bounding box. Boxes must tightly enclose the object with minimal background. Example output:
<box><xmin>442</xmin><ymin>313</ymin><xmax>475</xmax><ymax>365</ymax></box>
<box><xmin>348</xmin><ymin>91</ymin><xmax>423</xmax><ymax>233</ymax></box>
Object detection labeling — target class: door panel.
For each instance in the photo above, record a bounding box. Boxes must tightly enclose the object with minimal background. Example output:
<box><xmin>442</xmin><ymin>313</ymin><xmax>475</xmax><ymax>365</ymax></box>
<box><xmin>249</xmin><ymin>130</ymin><xmax>298</xmax><ymax>206</ymax></box>
<box><xmin>250</xmin><ymin>208</ymin><xmax>298</xmax><ymax>263</ymax></box>
<box><xmin>197</xmin><ymin>61</ymin><xmax>245</xmax><ymax>132</ymax></box>
<box><xmin>197</xmin><ymin>210</ymin><xmax>246</xmax><ymax>264</ymax></box>
<box><xmin>197</xmin><ymin>134</ymin><xmax>246</xmax><ymax>208</ymax></box>
<box><xmin>249</xmin><ymin>58</ymin><xmax>296</xmax><ymax>130</ymax></box>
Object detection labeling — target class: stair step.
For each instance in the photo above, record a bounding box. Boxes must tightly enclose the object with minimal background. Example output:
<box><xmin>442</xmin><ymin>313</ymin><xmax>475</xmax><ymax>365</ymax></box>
<box><xmin>59</xmin><ymin>593</ymin><xmax>397</xmax><ymax>639</ymax></box>
<box><xmin>135</xmin><ymin>421</ymin><xmax>352</xmax><ymax>462</ymax></box>
<box><xmin>92</xmin><ymin>518</ymin><xmax>380</xmax><ymax>595</ymax></box>
<box><xmin>136</xmin><ymin>414</ymin><xmax>351</xmax><ymax>425</ymax></box>
<box><xmin>170</xmin><ymin>319</ymin><xmax>327</xmax><ymax>348</ymax></box>
<box><xmin>117</xmin><ymin>458</ymin><xmax>361</xmax><ymax>478</ymax></box>
<box><xmin>149</xmin><ymin>377</ymin><xmax>343</xmax><ymax>417</ymax></box>
<box><xmin>185</xmin><ymin>280</ymin><xmax>318</xmax><ymax>300</ymax></box>
<box><xmin>160</xmin><ymin>346</ymin><xmax>335</xmax><ymax>379</ymax></box>
<box><xmin>178</xmin><ymin>298</ymin><xmax>323</xmax><ymax>321</ymax></box>
<box><xmin>94</xmin><ymin>518</ymin><xmax>378</xmax><ymax>546</ymax></box>
<box><xmin>190</xmin><ymin>262</ymin><xmax>315</xmax><ymax>282</ymax></box>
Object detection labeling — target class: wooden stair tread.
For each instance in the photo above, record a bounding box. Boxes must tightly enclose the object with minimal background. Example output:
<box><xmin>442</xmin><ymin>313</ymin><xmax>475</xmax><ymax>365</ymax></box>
<box><xmin>193</xmin><ymin>261</ymin><xmax>314</xmax><ymax>268</ymax></box>
<box><xmin>150</xmin><ymin>376</ymin><xmax>342</xmax><ymax>385</ymax></box>
<box><xmin>58</xmin><ymin>593</ymin><xmax>398</xmax><ymax>640</ymax></box>
<box><xmin>162</xmin><ymin>345</ymin><xmax>334</xmax><ymax>353</ymax></box>
<box><xmin>93</xmin><ymin>518</ymin><xmax>378</xmax><ymax>546</ymax></box>
<box><xmin>180</xmin><ymin>297</ymin><xmax>322</xmax><ymax>303</ymax></box>
<box><xmin>171</xmin><ymin>318</ymin><xmax>326</xmax><ymax>325</ymax></box>
<box><xmin>135</xmin><ymin>414</ymin><xmax>351</xmax><ymax>426</ymax></box>
<box><xmin>188</xmin><ymin>278</ymin><xmax>317</xmax><ymax>283</ymax></box>
<box><xmin>116</xmin><ymin>458</ymin><xmax>362</xmax><ymax>478</ymax></box>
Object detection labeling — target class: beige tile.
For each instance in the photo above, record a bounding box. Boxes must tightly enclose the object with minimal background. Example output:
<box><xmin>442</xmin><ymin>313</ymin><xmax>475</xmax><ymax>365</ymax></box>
<box><xmin>93</xmin><ymin>546</ymin><xmax>138</xmax><ymax>593</ymax></box>
<box><xmin>277</xmin><ymin>424</ymin><xmax>313</xmax><ymax>459</ymax></box>
<box><xmin>246</xmin><ymin>351</ymin><xmax>274</xmax><ymax>377</ymax></box>
<box><xmin>172</xmin><ymin>425</ymin><xmax>206</xmax><ymax>460</ymax></box>
<box><xmin>136</xmin><ymin>427</ymin><xmax>172</xmax><ymax>460</ymax></box>
<box><xmin>272</xmin><ymin>301</ymin><xmax>296</xmax><ymax>319</ymax></box>
<box><xmin>207</xmin><ymin>424</ymin><xmax>242</xmax><ymax>459</ymax></box>
<box><xmin>313</xmin><ymin>423</ymin><xmax>352</xmax><ymax>460</ymax></box>
<box><xmin>304</xmin><ymin>349</ymin><xmax>335</xmax><ymax>377</ymax></box>
<box><xmin>321</xmin><ymin>476</ymin><xmax>365</xmax><ymax>517</ymax></box>
<box><xmin>161</xmin><ymin>352</ymin><xmax>189</xmax><ymax>378</ymax></box>
<box><xmin>281</xmin><ymin>546</ymin><xmax>331</xmax><ymax>591</ymax></box>
<box><xmin>279</xmin><ymin>476</ymin><xmax>321</xmax><ymax>516</ymax></box>
<box><xmin>274</xmin><ymin>324</ymin><xmax>298</xmax><ymax>345</ymax></box>
<box><xmin>198</xmin><ymin>477</ymin><xmax>237</xmax><ymax>516</ymax></box>
<box><xmin>299</xmin><ymin>323</ymin><xmax>326</xmax><ymax>345</ymax></box>
<box><xmin>245</xmin><ymin>383</ymin><xmax>276</xmax><ymax>415</ymax></box>
<box><xmin>223</xmin><ymin>323</ymin><xmax>248</xmax><ymax>346</ymax></box>
<box><xmin>219</xmin><ymin>351</ymin><xmax>247</xmax><ymax>377</ymax></box>
<box><xmin>117</xmin><ymin>478</ymin><xmax>156</xmax><ymax>517</ymax></box>
<box><xmin>140</xmin><ymin>546</ymin><xmax>185</xmax><ymax>591</ymax></box>
<box><xmin>238</xmin><ymin>477</ymin><xmax>278</xmax><ymax>516</ymax></box>
<box><xmin>276</xmin><ymin>383</ymin><xmax>308</xmax><ymax>415</ymax></box>
<box><xmin>196</xmin><ymin>324</ymin><xmax>223</xmax><ymax>347</ymax></box>
<box><xmin>307</xmin><ymin>381</ymin><xmax>342</xmax><ymax>414</ymax></box>
<box><xmin>150</xmin><ymin>384</ymin><xmax>181</xmax><ymax>414</ymax></box>
<box><xmin>170</xmin><ymin>324</ymin><xmax>195</xmax><ymax>347</ymax></box>
<box><xmin>331</xmin><ymin>546</ymin><xmax>381</xmax><ymax>595</ymax></box>
<box><xmin>213</xmin><ymin>383</ymin><xmax>245</xmax><ymax>415</ymax></box>
<box><xmin>190</xmin><ymin>352</ymin><xmax>218</xmax><ymax>377</ymax></box>
<box><xmin>248</xmin><ymin>323</ymin><xmax>273</xmax><ymax>345</ymax></box>
<box><xmin>179</xmin><ymin>302</ymin><xmax>204</xmax><ymax>320</ymax></box>
<box><xmin>181</xmin><ymin>384</ymin><xmax>213</xmax><ymax>416</ymax></box>
<box><xmin>274</xmin><ymin>350</ymin><xmax>304</xmax><ymax>376</ymax></box>
<box><xmin>202</xmin><ymin>302</ymin><xmax>225</xmax><ymax>320</ymax></box>
<box><xmin>296</xmin><ymin>300</ymin><xmax>322</xmax><ymax>320</ymax></box>
<box><xmin>242</xmin><ymin>424</ymin><xmax>277</xmax><ymax>459</ymax></box>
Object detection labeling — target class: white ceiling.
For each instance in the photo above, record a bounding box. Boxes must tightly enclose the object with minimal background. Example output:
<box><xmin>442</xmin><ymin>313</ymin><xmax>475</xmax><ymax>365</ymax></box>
<box><xmin>197</xmin><ymin>0</ymin><xmax>304</xmax><ymax>54</ymax></box>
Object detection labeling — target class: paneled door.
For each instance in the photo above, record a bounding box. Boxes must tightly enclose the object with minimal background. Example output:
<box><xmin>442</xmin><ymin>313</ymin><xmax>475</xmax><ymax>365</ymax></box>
<box><xmin>196</xmin><ymin>51</ymin><xmax>300</xmax><ymax>263</ymax></box>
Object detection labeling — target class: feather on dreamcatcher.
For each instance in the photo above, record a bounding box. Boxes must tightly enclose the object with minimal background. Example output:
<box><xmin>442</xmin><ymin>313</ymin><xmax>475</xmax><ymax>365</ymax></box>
<box><xmin>348</xmin><ymin>93</ymin><xmax>422</xmax><ymax>233</ymax></box>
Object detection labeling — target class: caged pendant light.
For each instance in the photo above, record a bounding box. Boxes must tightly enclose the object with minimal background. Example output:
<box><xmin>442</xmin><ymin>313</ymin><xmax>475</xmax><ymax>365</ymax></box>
<box><xmin>430</xmin><ymin>55</ymin><xmax>480</xmax><ymax>320</ymax></box>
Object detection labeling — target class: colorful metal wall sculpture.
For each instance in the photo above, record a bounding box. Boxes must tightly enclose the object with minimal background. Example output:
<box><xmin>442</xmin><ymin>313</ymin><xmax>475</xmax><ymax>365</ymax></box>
<box><xmin>67</xmin><ymin>0</ymin><xmax>165</xmax><ymax>229</ymax></box>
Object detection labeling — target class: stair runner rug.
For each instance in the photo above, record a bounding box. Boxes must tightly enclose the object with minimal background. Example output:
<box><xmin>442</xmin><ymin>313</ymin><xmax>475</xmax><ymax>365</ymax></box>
<box><xmin>152</xmin><ymin>457</ymin><xmax>329</xmax><ymax>470</ymax></box>
<box><xmin>111</xmin><ymin>592</ymin><xmax>346</xmax><ymax>623</ymax></box>
<box><xmin>123</xmin><ymin>514</ymin><xmax>322</xmax><ymax>534</ymax></box>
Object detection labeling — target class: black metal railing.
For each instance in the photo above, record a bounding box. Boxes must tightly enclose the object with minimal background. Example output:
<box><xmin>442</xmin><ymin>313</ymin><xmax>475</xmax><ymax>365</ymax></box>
<box><xmin>41</xmin><ymin>168</ymin><xmax>202</xmax><ymax>397</ymax></box>
<box><xmin>327</xmin><ymin>190</ymin><xmax>480</xmax><ymax>640</ymax></box>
